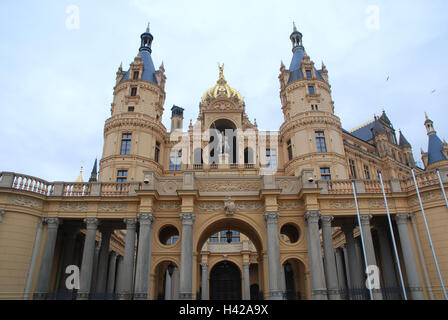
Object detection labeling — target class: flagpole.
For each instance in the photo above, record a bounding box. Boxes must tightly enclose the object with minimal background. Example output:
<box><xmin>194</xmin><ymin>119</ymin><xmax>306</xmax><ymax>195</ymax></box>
<box><xmin>378</xmin><ymin>172</ymin><xmax>408</xmax><ymax>300</ymax></box>
<box><xmin>351</xmin><ymin>181</ymin><xmax>374</xmax><ymax>300</ymax></box>
<box><xmin>436</xmin><ymin>169</ymin><xmax>448</xmax><ymax>209</ymax></box>
<box><xmin>411</xmin><ymin>168</ymin><xmax>448</xmax><ymax>300</ymax></box>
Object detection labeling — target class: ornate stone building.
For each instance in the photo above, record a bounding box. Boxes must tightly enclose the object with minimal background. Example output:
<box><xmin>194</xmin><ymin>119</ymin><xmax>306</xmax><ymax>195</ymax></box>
<box><xmin>1</xmin><ymin>24</ymin><xmax>448</xmax><ymax>300</ymax></box>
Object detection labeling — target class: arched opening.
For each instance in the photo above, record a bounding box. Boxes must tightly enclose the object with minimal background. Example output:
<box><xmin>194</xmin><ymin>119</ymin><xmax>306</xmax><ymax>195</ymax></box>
<box><xmin>280</xmin><ymin>223</ymin><xmax>300</xmax><ymax>244</ymax></box>
<box><xmin>210</xmin><ymin>261</ymin><xmax>241</xmax><ymax>300</ymax></box>
<box><xmin>282</xmin><ymin>259</ymin><xmax>307</xmax><ymax>300</ymax></box>
<box><xmin>209</xmin><ymin>119</ymin><xmax>237</xmax><ymax>164</ymax></box>
<box><xmin>196</xmin><ymin>218</ymin><xmax>265</xmax><ymax>300</ymax></box>
<box><xmin>159</xmin><ymin>225</ymin><xmax>179</xmax><ymax>246</ymax></box>
<box><xmin>152</xmin><ymin>261</ymin><xmax>179</xmax><ymax>300</ymax></box>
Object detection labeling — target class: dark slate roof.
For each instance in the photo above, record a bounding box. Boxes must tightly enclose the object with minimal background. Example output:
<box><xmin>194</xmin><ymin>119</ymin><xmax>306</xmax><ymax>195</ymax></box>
<box><xmin>120</xmin><ymin>50</ymin><xmax>157</xmax><ymax>84</ymax></box>
<box><xmin>428</xmin><ymin>134</ymin><xmax>447</xmax><ymax>165</ymax></box>
<box><xmin>399</xmin><ymin>131</ymin><xmax>411</xmax><ymax>147</ymax></box>
<box><xmin>350</xmin><ymin>121</ymin><xmax>377</xmax><ymax>141</ymax></box>
<box><xmin>288</xmin><ymin>48</ymin><xmax>324</xmax><ymax>83</ymax></box>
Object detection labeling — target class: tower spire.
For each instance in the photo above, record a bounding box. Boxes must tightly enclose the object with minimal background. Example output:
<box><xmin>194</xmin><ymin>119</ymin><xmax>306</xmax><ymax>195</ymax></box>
<box><xmin>140</xmin><ymin>22</ymin><xmax>154</xmax><ymax>53</ymax></box>
<box><xmin>89</xmin><ymin>159</ymin><xmax>98</xmax><ymax>182</ymax></box>
<box><xmin>290</xmin><ymin>22</ymin><xmax>303</xmax><ymax>52</ymax></box>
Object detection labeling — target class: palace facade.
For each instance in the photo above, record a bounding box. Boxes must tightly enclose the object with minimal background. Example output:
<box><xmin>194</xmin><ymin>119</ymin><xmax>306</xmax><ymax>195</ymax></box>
<box><xmin>1</xmin><ymin>24</ymin><xmax>448</xmax><ymax>300</ymax></box>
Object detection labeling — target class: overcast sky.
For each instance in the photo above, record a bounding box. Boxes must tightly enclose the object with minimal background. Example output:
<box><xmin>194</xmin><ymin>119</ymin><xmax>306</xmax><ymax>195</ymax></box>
<box><xmin>0</xmin><ymin>0</ymin><xmax>447</xmax><ymax>182</ymax></box>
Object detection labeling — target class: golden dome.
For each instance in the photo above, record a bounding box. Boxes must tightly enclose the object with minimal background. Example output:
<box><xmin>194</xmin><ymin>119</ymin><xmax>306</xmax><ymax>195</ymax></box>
<box><xmin>201</xmin><ymin>64</ymin><xmax>243</xmax><ymax>104</ymax></box>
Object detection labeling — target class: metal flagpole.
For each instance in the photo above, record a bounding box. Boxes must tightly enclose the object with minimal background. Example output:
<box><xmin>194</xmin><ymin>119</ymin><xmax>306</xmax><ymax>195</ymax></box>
<box><xmin>411</xmin><ymin>168</ymin><xmax>448</xmax><ymax>300</ymax></box>
<box><xmin>378</xmin><ymin>172</ymin><xmax>408</xmax><ymax>300</ymax></box>
<box><xmin>351</xmin><ymin>181</ymin><xmax>374</xmax><ymax>300</ymax></box>
<box><xmin>436</xmin><ymin>169</ymin><xmax>448</xmax><ymax>209</ymax></box>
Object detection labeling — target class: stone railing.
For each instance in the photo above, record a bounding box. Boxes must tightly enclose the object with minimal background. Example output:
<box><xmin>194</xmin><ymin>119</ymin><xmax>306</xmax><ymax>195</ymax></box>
<box><xmin>1</xmin><ymin>169</ymin><xmax>447</xmax><ymax>199</ymax></box>
<box><xmin>1</xmin><ymin>172</ymin><xmax>55</xmax><ymax>196</ymax></box>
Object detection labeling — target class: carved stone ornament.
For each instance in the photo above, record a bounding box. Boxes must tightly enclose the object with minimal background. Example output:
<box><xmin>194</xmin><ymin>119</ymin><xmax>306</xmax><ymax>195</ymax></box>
<box><xmin>8</xmin><ymin>195</ymin><xmax>43</xmax><ymax>210</ymax></box>
<box><xmin>224</xmin><ymin>197</ymin><xmax>236</xmax><ymax>216</ymax></box>
<box><xmin>59</xmin><ymin>202</ymin><xmax>88</xmax><ymax>212</ymax></box>
<box><xmin>98</xmin><ymin>202</ymin><xmax>128</xmax><ymax>212</ymax></box>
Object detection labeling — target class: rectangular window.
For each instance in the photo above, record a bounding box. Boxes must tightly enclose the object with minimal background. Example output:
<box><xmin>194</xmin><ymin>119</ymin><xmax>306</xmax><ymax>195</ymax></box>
<box><xmin>130</xmin><ymin>87</ymin><xmax>137</xmax><ymax>96</ymax></box>
<box><xmin>350</xmin><ymin>159</ymin><xmax>357</xmax><ymax>179</ymax></box>
<box><xmin>128</xmin><ymin>106</ymin><xmax>134</xmax><ymax>112</ymax></box>
<box><xmin>320</xmin><ymin>168</ymin><xmax>331</xmax><ymax>181</ymax></box>
<box><xmin>306</xmin><ymin>70</ymin><xmax>312</xmax><ymax>78</ymax></box>
<box><xmin>120</xmin><ymin>133</ymin><xmax>132</xmax><ymax>155</ymax></box>
<box><xmin>266</xmin><ymin>149</ymin><xmax>278</xmax><ymax>169</ymax></box>
<box><xmin>308</xmin><ymin>86</ymin><xmax>315</xmax><ymax>95</ymax></box>
<box><xmin>287</xmin><ymin>139</ymin><xmax>293</xmax><ymax>161</ymax></box>
<box><xmin>232</xmin><ymin>231</ymin><xmax>240</xmax><ymax>243</ymax></box>
<box><xmin>210</xmin><ymin>233</ymin><xmax>219</xmax><ymax>243</ymax></box>
<box><xmin>315</xmin><ymin>131</ymin><xmax>327</xmax><ymax>153</ymax></box>
<box><xmin>170</xmin><ymin>149</ymin><xmax>182</xmax><ymax>171</ymax></box>
<box><xmin>117</xmin><ymin>170</ymin><xmax>128</xmax><ymax>183</ymax></box>
<box><xmin>155</xmin><ymin>141</ymin><xmax>160</xmax><ymax>163</ymax></box>
<box><xmin>364</xmin><ymin>165</ymin><xmax>371</xmax><ymax>180</ymax></box>
<box><xmin>133</xmin><ymin>71</ymin><xmax>139</xmax><ymax>80</ymax></box>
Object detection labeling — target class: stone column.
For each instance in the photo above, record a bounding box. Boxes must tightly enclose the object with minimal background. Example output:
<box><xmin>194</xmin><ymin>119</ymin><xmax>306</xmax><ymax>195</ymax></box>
<box><xmin>134</xmin><ymin>213</ymin><xmax>155</xmax><ymax>300</ymax></box>
<box><xmin>342</xmin><ymin>245</ymin><xmax>352</xmax><ymax>289</ymax></box>
<box><xmin>57</xmin><ymin>226</ymin><xmax>78</xmax><ymax>293</ymax></box>
<box><xmin>201</xmin><ymin>263</ymin><xmax>209</xmax><ymax>300</ymax></box>
<box><xmin>115</xmin><ymin>256</ymin><xmax>124</xmax><ymax>294</ymax></box>
<box><xmin>34</xmin><ymin>218</ymin><xmax>61</xmax><ymax>300</ymax></box>
<box><xmin>359</xmin><ymin>215</ymin><xmax>383</xmax><ymax>300</ymax></box>
<box><xmin>106</xmin><ymin>252</ymin><xmax>118</xmax><ymax>296</ymax></box>
<box><xmin>304</xmin><ymin>211</ymin><xmax>328</xmax><ymax>300</ymax></box>
<box><xmin>376</xmin><ymin>222</ymin><xmax>401</xmax><ymax>300</ymax></box>
<box><xmin>395</xmin><ymin>213</ymin><xmax>424</xmax><ymax>300</ymax></box>
<box><xmin>171</xmin><ymin>266</ymin><xmax>180</xmax><ymax>300</ymax></box>
<box><xmin>409</xmin><ymin>214</ymin><xmax>434</xmax><ymax>300</ymax></box>
<box><xmin>342</xmin><ymin>224</ymin><xmax>363</xmax><ymax>295</ymax></box>
<box><xmin>179</xmin><ymin>212</ymin><xmax>195</xmax><ymax>300</ymax></box>
<box><xmin>280</xmin><ymin>264</ymin><xmax>287</xmax><ymax>300</ymax></box>
<box><xmin>243</xmin><ymin>262</ymin><xmax>251</xmax><ymax>300</ymax></box>
<box><xmin>321</xmin><ymin>215</ymin><xmax>341</xmax><ymax>300</ymax></box>
<box><xmin>77</xmin><ymin>218</ymin><xmax>100</xmax><ymax>300</ymax></box>
<box><xmin>118</xmin><ymin>218</ymin><xmax>138</xmax><ymax>300</ymax></box>
<box><xmin>90</xmin><ymin>242</ymin><xmax>101</xmax><ymax>294</ymax></box>
<box><xmin>165</xmin><ymin>269</ymin><xmax>172</xmax><ymax>300</ymax></box>
<box><xmin>95</xmin><ymin>227</ymin><xmax>113</xmax><ymax>295</ymax></box>
<box><xmin>335</xmin><ymin>247</ymin><xmax>348</xmax><ymax>299</ymax></box>
<box><xmin>24</xmin><ymin>218</ymin><xmax>44</xmax><ymax>300</ymax></box>
<box><xmin>264</xmin><ymin>211</ymin><xmax>283</xmax><ymax>300</ymax></box>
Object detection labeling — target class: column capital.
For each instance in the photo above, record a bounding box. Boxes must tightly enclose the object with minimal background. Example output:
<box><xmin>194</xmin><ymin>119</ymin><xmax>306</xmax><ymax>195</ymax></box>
<box><xmin>304</xmin><ymin>210</ymin><xmax>320</xmax><ymax>224</ymax></box>
<box><xmin>138</xmin><ymin>212</ymin><xmax>155</xmax><ymax>225</ymax></box>
<box><xmin>359</xmin><ymin>214</ymin><xmax>373</xmax><ymax>226</ymax></box>
<box><xmin>264</xmin><ymin>211</ymin><xmax>280</xmax><ymax>224</ymax></box>
<box><xmin>320</xmin><ymin>215</ymin><xmax>334</xmax><ymax>226</ymax></box>
<box><xmin>84</xmin><ymin>217</ymin><xmax>100</xmax><ymax>229</ymax></box>
<box><xmin>124</xmin><ymin>218</ymin><xmax>138</xmax><ymax>229</ymax></box>
<box><xmin>44</xmin><ymin>217</ymin><xmax>62</xmax><ymax>228</ymax></box>
<box><xmin>408</xmin><ymin>213</ymin><xmax>417</xmax><ymax>224</ymax></box>
<box><xmin>395</xmin><ymin>213</ymin><xmax>410</xmax><ymax>225</ymax></box>
<box><xmin>200</xmin><ymin>262</ymin><xmax>209</xmax><ymax>269</ymax></box>
<box><xmin>180</xmin><ymin>212</ymin><xmax>195</xmax><ymax>225</ymax></box>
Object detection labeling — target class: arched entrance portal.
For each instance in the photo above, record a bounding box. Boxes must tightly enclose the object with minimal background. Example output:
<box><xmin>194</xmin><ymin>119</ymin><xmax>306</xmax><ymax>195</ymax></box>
<box><xmin>210</xmin><ymin>261</ymin><xmax>242</xmax><ymax>300</ymax></box>
<box><xmin>282</xmin><ymin>259</ymin><xmax>307</xmax><ymax>300</ymax></box>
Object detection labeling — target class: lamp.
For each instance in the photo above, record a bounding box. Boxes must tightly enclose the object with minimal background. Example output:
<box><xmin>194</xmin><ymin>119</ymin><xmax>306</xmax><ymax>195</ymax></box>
<box><xmin>226</xmin><ymin>229</ymin><xmax>233</xmax><ymax>244</ymax></box>
<box><xmin>167</xmin><ymin>263</ymin><xmax>175</xmax><ymax>276</ymax></box>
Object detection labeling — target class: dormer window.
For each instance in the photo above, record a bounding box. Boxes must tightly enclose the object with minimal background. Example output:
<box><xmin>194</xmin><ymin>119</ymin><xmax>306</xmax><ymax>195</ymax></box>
<box><xmin>133</xmin><ymin>71</ymin><xmax>139</xmax><ymax>80</ymax></box>
<box><xmin>308</xmin><ymin>86</ymin><xmax>315</xmax><ymax>95</ymax></box>
<box><xmin>306</xmin><ymin>70</ymin><xmax>312</xmax><ymax>79</ymax></box>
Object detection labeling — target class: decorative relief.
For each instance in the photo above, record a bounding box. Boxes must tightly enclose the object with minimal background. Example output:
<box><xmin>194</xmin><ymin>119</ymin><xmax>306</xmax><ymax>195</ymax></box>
<box><xmin>408</xmin><ymin>190</ymin><xmax>443</xmax><ymax>206</ymax></box>
<box><xmin>329</xmin><ymin>200</ymin><xmax>355</xmax><ymax>209</ymax></box>
<box><xmin>157</xmin><ymin>181</ymin><xmax>183</xmax><ymax>195</ymax></box>
<box><xmin>59</xmin><ymin>202</ymin><xmax>88</xmax><ymax>212</ymax></box>
<box><xmin>367</xmin><ymin>199</ymin><xmax>386</xmax><ymax>208</ymax></box>
<box><xmin>278</xmin><ymin>200</ymin><xmax>304</xmax><ymax>211</ymax></box>
<box><xmin>197</xmin><ymin>180</ymin><xmax>261</xmax><ymax>192</ymax></box>
<box><xmin>236</xmin><ymin>201</ymin><xmax>264</xmax><ymax>211</ymax></box>
<box><xmin>98</xmin><ymin>202</ymin><xmax>128</xmax><ymax>212</ymax></box>
<box><xmin>195</xmin><ymin>202</ymin><xmax>224</xmax><ymax>212</ymax></box>
<box><xmin>224</xmin><ymin>197</ymin><xmax>236</xmax><ymax>216</ymax></box>
<box><xmin>277</xmin><ymin>178</ymin><xmax>300</xmax><ymax>194</ymax></box>
<box><xmin>155</xmin><ymin>201</ymin><xmax>181</xmax><ymax>211</ymax></box>
<box><xmin>8</xmin><ymin>195</ymin><xmax>43</xmax><ymax>210</ymax></box>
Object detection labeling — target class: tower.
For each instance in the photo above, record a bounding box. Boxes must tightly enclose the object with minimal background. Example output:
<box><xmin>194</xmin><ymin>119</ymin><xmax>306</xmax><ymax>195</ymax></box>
<box><xmin>99</xmin><ymin>24</ymin><xmax>167</xmax><ymax>182</ymax></box>
<box><xmin>170</xmin><ymin>105</ymin><xmax>184</xmax><ymax>132</ymax></box>
<box><xmin>422</xmin><ymin>113</ymin><xmax>448</xmax><ymax>170</ymax></box>
<box><xmin>279</xmin><ymin>24</ymin><xmax>348</xmax><ymax>179</ymax></box>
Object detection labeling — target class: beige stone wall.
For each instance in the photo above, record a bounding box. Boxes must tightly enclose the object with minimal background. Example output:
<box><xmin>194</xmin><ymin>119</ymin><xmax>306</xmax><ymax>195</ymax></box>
<box><xmin>0</xmin><ymin>211</ymin><xmax>40</xmax><ymax>299</ymax></box>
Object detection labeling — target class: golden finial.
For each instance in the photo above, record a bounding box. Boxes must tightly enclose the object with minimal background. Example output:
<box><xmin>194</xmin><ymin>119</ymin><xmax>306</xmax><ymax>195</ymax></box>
<box><xmin>217</xmin><ymin>63</ymin><xmax>226</xmax><ymax>84</ymax></box>
<box><xmin>75</xmin><ymin>163</ymin><xmax>84</xmax><ymax>183</ymax></box>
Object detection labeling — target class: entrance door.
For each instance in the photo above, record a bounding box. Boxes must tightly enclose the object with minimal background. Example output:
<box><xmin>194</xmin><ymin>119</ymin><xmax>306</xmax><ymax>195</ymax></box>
<box><xmin>210</xmin><ymin>261</ymin><xmax>242</xmax><ymax>300</ymax></box>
